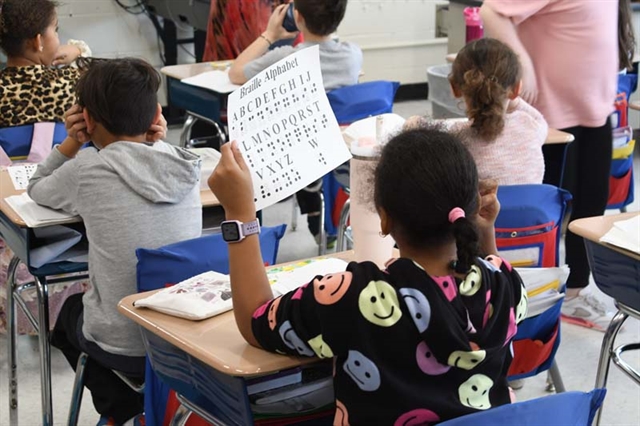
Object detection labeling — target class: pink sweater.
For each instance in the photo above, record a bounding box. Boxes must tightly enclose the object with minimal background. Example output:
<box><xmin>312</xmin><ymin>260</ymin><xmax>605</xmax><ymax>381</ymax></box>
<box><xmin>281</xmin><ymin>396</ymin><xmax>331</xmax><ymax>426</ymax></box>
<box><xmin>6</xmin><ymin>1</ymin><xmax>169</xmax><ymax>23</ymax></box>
<box><xmin>483</xmin><ymin>0</ymin><xmax>617</xmax><ymax>129</ymax></box>
<box><xmin>451</xmin><ymin>98</ymin><xmax>548</xmax><ymax>185</ymax></box>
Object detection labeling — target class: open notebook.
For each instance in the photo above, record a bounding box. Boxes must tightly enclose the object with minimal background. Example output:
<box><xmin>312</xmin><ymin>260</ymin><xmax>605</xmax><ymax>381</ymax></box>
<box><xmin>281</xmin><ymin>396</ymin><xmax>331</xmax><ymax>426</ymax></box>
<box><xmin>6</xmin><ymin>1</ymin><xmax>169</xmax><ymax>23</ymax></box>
<box><xmin>600</xmin><ymin>215</ymin><xmax>640</xmax><ymax>255</ymax></box>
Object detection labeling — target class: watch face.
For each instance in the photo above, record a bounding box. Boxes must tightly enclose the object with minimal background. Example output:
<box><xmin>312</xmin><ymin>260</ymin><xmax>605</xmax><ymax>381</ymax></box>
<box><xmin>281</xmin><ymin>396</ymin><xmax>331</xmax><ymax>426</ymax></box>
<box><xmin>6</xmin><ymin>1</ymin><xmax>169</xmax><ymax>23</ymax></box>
<box><xmin>221</xmin><ymin>222</ymin><xmax>241</xmax><ymax>242</ymax></box>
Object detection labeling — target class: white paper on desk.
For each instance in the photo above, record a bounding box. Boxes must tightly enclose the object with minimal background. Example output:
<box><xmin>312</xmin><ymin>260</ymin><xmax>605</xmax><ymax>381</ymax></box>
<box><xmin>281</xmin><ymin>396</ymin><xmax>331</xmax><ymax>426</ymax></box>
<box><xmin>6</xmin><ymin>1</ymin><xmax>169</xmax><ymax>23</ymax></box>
<box><xmin>4</xmin><ymin>193</ymin><xmax>79</xmax><ymax>228</ymax></box>
<box><xmin>187</xmin><ymin>147</ymin><xmax>221</xmax><ymax>189</ymax></box>
<box><xmin>600</xmin><ymin>215</ymin><xmax>640</xmax><ymax>254</ymax></box>
<box><xmin>228</xmin><ymin>45</ymin><xmax>352</xmax><ymax>211</ymax></box>
<box><xmin>7</xmin><ymin>164</ymin><xmax>38</xmax><ymax>190</ymax></box>
<box><xmin>30</xmin><ymin>226</ymin><xmax>83</xmax><ymax>268</ymax></box>
<box><xmin>181</xmin><ymin>70</ymin><xmax>241</xmax><ymax>94</ymax></box>
<box><xmin>270</xmin><ymin>258</ymin><xmax>349</xmax><ymax>296</ymax></box>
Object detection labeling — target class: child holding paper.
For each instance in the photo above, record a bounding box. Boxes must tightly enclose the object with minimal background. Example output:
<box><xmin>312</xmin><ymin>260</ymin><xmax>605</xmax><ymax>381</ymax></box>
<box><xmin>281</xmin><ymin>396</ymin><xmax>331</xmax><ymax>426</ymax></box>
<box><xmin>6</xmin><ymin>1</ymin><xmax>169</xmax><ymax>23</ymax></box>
<box><xmin>28</xmin><ymin>58</ymin><xmax>202</xmax><ymax>425</ymax></box>
<box><xmin>229</xmin><ymin>0</ymin><xmax>362</xmax><ymax>243</ymax></box>
<box><xmin>209</xmin><ymin>128</ymin><xmax>527</xmax><ymax>424</ymax></box>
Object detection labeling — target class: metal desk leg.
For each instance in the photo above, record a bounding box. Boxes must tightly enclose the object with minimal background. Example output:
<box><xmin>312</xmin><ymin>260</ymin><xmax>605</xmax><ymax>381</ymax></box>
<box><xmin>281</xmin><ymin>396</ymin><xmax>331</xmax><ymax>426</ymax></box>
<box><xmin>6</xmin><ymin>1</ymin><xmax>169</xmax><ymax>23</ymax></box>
<box><xmin>169</xmin><ymin>404</ymin><xmax>192</xmax><ymax>426</ymax></box>
<box><xmin>594</xmin><ymin>309</ymin><xmax>628</xmax><ymax>426</ymax></box>
<box><xmin>318</xmin><ymin>191</ymin><xmax>326</xmax><ymax>256</ymax></box>
<box><xmin>35</xmin><ymin>275</ymin><xmax>53</xmax><ymax>426</ymax></box>
<box><xmin>291</xmin><ymin>196</ymin><xmax>298</xmax><ymax>231</ymax></box>
<box><xmin>336</xmin><ymin>199</ymin><xmax>350</xmax><ymax>252</ymax></box>
<box><xmin>6</xmin><ymin>256</ymin><xmax>20</xmax><ymax>426</ymax></box>
<box><xmin>180</xmin><ymin>114</ymin><xmax>198</xmax><ymax>148</ymax></box>
<box><xmin>547</xmin><ymin>360</ymin><xmax>565</xmax><ymax>393</ymax></box>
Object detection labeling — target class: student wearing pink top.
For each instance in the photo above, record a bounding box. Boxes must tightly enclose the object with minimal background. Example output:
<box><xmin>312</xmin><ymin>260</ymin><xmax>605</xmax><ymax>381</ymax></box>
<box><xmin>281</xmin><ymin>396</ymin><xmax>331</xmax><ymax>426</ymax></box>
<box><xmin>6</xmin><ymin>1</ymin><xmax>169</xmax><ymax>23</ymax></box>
<box><xmin>481</xmin><ymin>0</ymin><xmax>618</xmax><ymax>330</ymax></box>
<box><xmin>447</xmin><ymin>38</ymin><xmax>548</xmax><ymax>186</ymax></box>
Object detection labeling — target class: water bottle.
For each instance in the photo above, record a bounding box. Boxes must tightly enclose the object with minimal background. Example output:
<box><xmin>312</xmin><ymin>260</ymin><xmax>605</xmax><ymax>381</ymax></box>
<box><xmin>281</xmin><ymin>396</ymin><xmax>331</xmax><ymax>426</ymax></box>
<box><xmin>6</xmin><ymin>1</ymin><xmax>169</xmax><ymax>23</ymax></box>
<box><xmin>464</xmin><ymin>7</ymin><xmax>483</xmax><ymax>44</ymax></box>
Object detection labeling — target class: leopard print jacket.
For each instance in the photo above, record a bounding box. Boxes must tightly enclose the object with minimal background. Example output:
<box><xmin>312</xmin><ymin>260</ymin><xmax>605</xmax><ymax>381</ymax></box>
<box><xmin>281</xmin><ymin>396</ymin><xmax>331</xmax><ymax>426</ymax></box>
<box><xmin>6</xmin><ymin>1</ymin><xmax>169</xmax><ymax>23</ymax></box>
<box><xmin>0</xmin><ymin>65</ymin><xmax>80</xmax><ymax>128</ymax></box>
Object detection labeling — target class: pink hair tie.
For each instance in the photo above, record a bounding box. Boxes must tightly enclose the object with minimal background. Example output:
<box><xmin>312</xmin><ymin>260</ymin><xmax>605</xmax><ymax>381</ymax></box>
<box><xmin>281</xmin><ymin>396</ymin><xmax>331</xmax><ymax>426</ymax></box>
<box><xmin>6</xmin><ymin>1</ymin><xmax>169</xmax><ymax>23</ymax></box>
<box><xmin>448</xmin><ymin>207</ymin><xmax>466</xmax><ymax>224</ymax></box>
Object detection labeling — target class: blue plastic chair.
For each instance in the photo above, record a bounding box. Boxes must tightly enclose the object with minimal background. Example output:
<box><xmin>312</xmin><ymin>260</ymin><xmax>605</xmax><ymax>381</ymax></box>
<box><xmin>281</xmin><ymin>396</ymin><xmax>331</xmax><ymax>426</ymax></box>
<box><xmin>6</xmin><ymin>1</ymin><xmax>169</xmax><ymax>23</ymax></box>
<box><xmin>0</xmin><ymin>122</ymin><xmax>67</xmax><ymax>159</ymax></box>
<box><xmin>439</xmin><ymin>389</ymin><xmax>606</xmax><ymax>426</ymax></box>
<box><xmin>495</xmin><ymin>185</ymin><xmax>572</xmax><ymax>388</ymax></box>
<box><xmin>135</xmin><ymin>224</ymin><xmax>286</xmax><ymax>426</ymax></box>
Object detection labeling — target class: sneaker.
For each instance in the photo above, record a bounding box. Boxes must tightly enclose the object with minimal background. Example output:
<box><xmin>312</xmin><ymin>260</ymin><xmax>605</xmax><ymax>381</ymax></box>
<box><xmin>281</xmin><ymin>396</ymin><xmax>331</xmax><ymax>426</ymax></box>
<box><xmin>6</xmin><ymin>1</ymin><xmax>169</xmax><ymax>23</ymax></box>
<box><xmin>561</xmin><ymin>289</ymin><xmax>615</xmax><ymax>332</ymax></box>
<box><xmin>508</xmin><ymin>379</ymin><xmax>525</xmax><ymax>390</ymax></box>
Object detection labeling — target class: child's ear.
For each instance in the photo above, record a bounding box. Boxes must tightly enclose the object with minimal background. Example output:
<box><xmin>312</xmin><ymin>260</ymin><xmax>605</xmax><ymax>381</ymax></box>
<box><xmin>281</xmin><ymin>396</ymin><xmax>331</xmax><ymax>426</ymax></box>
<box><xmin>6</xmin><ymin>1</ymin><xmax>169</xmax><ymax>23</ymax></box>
<box><xmin>82</xmin><ymin>108</ymin><xmax>96</xmax><ymax>135</ymax></box>
<box><xmin>509</xmin><ymin>80</ymin><xmax>523</xmax><ymax>100</ymax></box>
<box><xmin>379</xmin><ymin>207</ymin><xmax>392</xmax><ymax>236</ymax></box>
<box><xmin>449</xmin><ymin>80</ymin><xmax>463</xmax><ymax>99</ymax></box>
<box><xmin>293</xmin><ymin>9</ymin><xmax>304</xmax><ymax>28</ymax></box>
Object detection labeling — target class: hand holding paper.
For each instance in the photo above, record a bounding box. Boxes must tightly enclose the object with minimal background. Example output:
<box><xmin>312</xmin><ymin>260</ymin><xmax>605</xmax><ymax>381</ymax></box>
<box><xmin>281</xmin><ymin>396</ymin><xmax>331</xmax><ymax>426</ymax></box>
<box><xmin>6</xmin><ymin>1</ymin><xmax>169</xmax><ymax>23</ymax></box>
<box><xmin>208</xmin><ymin>141</ymin><xmax>256</xmax><ymax>219</ymax></box>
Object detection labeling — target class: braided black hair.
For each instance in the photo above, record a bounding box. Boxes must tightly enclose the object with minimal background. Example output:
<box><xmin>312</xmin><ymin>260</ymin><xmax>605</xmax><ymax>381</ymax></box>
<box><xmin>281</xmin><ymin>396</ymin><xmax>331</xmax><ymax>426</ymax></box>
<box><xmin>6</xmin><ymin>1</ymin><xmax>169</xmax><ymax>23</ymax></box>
<box><xmin>374</xmin><ymin>127</ymin><xmax>480</xmax><ymax>273</ymax></box>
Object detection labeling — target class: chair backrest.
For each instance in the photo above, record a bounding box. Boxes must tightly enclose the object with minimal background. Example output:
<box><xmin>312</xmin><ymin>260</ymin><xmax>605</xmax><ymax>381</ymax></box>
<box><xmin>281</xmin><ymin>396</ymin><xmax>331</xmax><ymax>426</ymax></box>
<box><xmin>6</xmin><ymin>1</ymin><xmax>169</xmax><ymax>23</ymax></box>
<box><xmin>438</xmin><ymin>389</ymin><xmax>606</xmax><ymax>426</ymax></box>
<box><xmin>327</xmin><ymin>81</ymin><xmax>400</xmax><ymax>125</ymax></box>
<box><xmin>0</xmin><ymin>122</ymin><xmax>67</xmax><ymax>159</ymax></box>
<box><xmin>495</xmin><ymin>184</ymin><xmax>572</xmax><ymax>268</ymax></box>
<box><xmin>135</xmin><ymin>224</ymin><xmax>287</xmax><ymax>292</ymax></box>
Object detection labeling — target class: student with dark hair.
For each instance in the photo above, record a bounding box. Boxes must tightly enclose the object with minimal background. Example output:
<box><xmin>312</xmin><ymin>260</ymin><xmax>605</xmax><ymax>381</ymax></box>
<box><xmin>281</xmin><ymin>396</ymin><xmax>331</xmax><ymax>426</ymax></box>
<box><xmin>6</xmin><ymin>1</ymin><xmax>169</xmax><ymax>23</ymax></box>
<box><xmin>228</xmin><ymin>0</ymin><xmax>362</xmax><ymax>244</ymax></box>
<box><xmin>208</xmin><ymin>128</ymin><xmax>527</xmax><ymax>424</ymax></box>
<box><xmin>0</xmin><ymin>0</ymin><xmax>92</xmax><ymax>127</ymax></box>
<box><xmin>28</xmin><ymin>58</ymin><xmax>203</xmax><ymax>426</ymax></box>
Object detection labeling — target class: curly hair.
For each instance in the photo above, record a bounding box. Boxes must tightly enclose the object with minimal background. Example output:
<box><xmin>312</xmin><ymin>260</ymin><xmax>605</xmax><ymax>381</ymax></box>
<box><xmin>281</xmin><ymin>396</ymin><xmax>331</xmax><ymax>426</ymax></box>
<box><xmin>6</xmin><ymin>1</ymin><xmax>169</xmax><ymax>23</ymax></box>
<box><xmin>293</xmin><ymin>0</ymin><xmax>347</xmax><ymax>36</ymax></box>
<box><xmin>0</xmin><ymin>0</ymin><xmax>58</xmax><ymax>57</ymax></box>
<box><xmin>449</xmin><ymin>38</ymin><xmax>521</xmax><ymax>141</ymax></box>
<box><xmin>374</xmin><ymin>127</ymin><xmax>480</xmax><ymax>273</ymax></box>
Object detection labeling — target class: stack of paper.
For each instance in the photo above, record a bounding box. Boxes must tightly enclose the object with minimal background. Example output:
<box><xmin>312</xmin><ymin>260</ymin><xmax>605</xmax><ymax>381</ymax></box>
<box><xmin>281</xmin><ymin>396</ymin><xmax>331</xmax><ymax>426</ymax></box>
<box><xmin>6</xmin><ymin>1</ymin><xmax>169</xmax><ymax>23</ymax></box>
<box><xmin>181</xmin><ymin>70</ymin><xmax>240</xmax><ymax>94</ymax></box>
<box><xmin>269</xmin><ymin>258</ymin><xmax>349</xmax><ymax>296</ymax></box>
<box><xmin>515</xmin><ymin>266</ymin><xmax>569</xmax><ymax>318</ymax></box>
<box><xmin>600</xmin><ymin>215</ymin><xmax>640</xmax><ymax>255</ymax></box>
<box><xmin>5</xmin><ymin>193</ymin><xmax>79</xmax><ymax>228</ymax></box>
<box><xmin>7</xmin><ymin>164</ymin><xmax>38</xmax><ymax>190</ymax></box>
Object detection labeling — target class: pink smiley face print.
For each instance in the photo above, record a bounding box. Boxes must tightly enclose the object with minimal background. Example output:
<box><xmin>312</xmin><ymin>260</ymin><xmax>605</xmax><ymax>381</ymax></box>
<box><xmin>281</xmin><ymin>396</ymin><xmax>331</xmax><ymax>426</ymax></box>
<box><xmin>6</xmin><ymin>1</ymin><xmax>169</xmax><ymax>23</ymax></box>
<box><xmin>268</xmin><ymin>296</ymin><xmax>283</xmax><ymax>330</ymax></box>
<box><xmin>432</xmin><ymin>276</ymin><xmax>457</xmax><ymax>301</ymax></box>
<box><xmin>394</xmin><ymin>409</ymin><xmax>440</xmax><ymax>426</ymax></box>
<box><xmin>313</xmin><ymin>272</ymin><xmax>353</xmax><ymax>305</ymax></box>
<box><xmin>253</xmin><ymin>301</ymin><xmax>270</xmax><ymax>319</ymax></box>
<box><xmin>505</xmin><ymin>308</ymin><xmax>517</xmax><ymax>345</ymax></box>
<box><xmin>416</xmin><ymin>341</ymin><xmax>451</xmax><ymax>375</ymax></box>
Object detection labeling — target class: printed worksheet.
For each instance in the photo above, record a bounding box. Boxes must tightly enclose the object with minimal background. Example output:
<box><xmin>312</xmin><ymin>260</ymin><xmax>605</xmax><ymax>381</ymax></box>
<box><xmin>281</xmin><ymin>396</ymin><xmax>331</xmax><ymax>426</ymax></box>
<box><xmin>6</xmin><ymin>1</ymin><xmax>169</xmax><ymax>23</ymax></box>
<box><xmin>7</xmin><ymin>164</ymin><xmax>38</xmax><ymax>190</ymax></box>
<box><xmin>228</xmin><ymin>45</ymin><xmax>351</xmax><ymax>211</ymax></box>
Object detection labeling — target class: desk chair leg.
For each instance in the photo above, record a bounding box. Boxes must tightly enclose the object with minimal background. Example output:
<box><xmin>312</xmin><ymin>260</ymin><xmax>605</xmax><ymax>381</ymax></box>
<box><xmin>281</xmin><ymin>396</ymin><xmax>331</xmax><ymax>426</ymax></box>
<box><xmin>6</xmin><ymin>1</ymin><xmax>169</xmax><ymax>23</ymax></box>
<box><xmin>169</xmin><ymin>403</ymin><xmax>192</xmax><ymax>426</ymax></box>
<box><xmin>291</xmin><ymin>196</ymin><xmax>298</xmax><ymax>231</ymax></box>
<box><xmin>318</xmin><ymin>191</ymin><xmax>326</xmax><ymax>256</ymax></box>
<box><xmin>594</xmin><ymin>309</ymin><xmax>628</xmax><ymax>426</ymax></box>
<box><xmin>546</xmin><ymin>360</ymin><xmax>565</xmax><ymax>393</ymax></box>
<box><xmin>336</xmin><ymin>199</ymin><xmax>350</xmax><ymax>252</ymax></box>
<box><xmin>68</xmin><ymin>352</ymin><xmax>89</xmax><ymax>426</ymax></box>
<box><xmin>180</xmin><ymin>114</ymin><xmax>198</xmax><ymax>148</ymax></box>
<box><xmin>35</xmin><ymin>275</ymin><xmax>53</xmax><ymax>426</ymax></box>
<box><xmin>6</xmin><ymin>256</ymin><xmax>20</xmax><ymax>426</ymax></box>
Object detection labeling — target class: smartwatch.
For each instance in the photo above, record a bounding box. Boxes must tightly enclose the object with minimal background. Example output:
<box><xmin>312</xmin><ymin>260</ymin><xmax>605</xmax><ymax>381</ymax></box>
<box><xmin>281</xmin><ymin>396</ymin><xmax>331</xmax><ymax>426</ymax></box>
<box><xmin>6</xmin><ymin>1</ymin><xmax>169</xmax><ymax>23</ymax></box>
<box><xmin>220</xmin><ymin>219</ymin><xmax>261</xmax><ymax>243</ymax></box>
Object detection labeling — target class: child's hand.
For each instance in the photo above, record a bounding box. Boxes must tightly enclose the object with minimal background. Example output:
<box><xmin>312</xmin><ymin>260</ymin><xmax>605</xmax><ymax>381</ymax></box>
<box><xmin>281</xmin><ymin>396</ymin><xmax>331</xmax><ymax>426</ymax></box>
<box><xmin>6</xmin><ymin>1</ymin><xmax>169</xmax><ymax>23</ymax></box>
<box><xmin>64</xmin><ymin>105</ymin><xmax>90</xmax><ymax>144</ymax></box>
<box><xmin>265</xmin><ymin>3</ymin><xmax>298</xmax><ymax>42</ymax></box>
<box><xmin>208</xmin><ymin>141</ymin><xmax>256</xmax><ymax>219</ymax></box>
<box><xmin>52</xmin><ymin>44</ymin><xmax>82</xmax><ymax>66</ymax></box>
<box><xmin>476</xmin><ymin>179</ymin><xmax>500</xmax><ymax>231</ymax></box>
<box><xmin>146</xmin><ymin>113</ymin><xmax>168</xmax><ymax>142</ymax></box>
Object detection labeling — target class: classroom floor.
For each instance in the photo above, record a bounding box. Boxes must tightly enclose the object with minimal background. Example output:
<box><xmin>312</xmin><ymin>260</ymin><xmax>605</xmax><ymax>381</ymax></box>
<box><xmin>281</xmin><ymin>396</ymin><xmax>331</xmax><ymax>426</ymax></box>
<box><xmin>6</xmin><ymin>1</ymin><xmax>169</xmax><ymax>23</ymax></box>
<box><xmin>1</xmin><ymin>100</ymin><xmax>639</xmax><ymax>425</ymax></box>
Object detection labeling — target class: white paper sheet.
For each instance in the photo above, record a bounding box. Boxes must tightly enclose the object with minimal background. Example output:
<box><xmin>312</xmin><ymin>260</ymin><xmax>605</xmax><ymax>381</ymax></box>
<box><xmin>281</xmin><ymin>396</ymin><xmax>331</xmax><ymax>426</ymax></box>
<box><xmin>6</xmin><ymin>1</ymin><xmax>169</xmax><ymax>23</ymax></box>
<box><xmin>7</xmin><ymin>164</ymin><xmax>38</xmax><ymax>190</ymax></box>
<box><xmin>228</xmin><ymin>45</ymin><xmax>352</xmax><ymax>211</ymax></box>
<box><xmin>600</xmin><ymin>215</ymin><xmax>640</xmax><ymax>255</ymax></box>
<box><xmin>4</xmin><ymin>193</ymin><xmax>79</xmax><ymax>228</ymax></box>
<box><xmin>181</xmin><ymin>70</ymin><xmax>241</xmax><ymax>94</ymax></box>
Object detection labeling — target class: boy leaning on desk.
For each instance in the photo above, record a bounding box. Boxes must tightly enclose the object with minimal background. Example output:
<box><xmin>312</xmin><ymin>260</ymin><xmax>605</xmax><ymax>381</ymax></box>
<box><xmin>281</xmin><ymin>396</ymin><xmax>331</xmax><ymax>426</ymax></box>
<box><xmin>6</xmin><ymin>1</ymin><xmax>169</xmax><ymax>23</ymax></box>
<box><xmin>27</xmin><ymin>57</ymin><xmax>202</xmax><ymax>425</ymax></box>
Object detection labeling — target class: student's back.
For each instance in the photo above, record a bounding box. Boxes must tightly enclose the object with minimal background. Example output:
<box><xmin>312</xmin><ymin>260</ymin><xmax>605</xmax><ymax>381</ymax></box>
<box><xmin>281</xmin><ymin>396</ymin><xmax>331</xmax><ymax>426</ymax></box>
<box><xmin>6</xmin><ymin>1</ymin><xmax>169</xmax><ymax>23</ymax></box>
<box><xmin>30</xmin><ymin>141</ymin><xmax>202</xmax><ymax>355</ymax></box>
<box><xmin>229</xmin><ymin>0</ymin><xmax>362</xmax><ymax>91</ymax></box>
<box><xmin>448</xmin><ymin>38</ymin><xmax>547</xmax><ymax>185</ymax></box>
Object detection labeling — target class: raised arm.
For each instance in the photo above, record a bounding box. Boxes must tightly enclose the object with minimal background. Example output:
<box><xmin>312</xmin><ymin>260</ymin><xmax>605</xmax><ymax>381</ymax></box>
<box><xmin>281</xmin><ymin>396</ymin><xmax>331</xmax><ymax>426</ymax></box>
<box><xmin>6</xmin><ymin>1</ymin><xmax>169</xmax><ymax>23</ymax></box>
<box><xmin>207</xmin><ymin>142</ymin><xmax>272</xmax><ymax>346</ymax></box>
<box><xmin>228</xmin><ymin>3</ymin><xmax>298</xmax><ymax>84</ymax></box>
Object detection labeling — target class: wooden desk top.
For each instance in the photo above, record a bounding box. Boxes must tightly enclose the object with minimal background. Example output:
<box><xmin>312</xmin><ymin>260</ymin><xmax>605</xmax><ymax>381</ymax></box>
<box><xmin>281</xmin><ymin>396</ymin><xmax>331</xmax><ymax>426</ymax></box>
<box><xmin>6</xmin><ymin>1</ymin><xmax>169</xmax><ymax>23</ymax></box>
<box><xmin>161</xmin><ymin>61</ymin><xmax>232</xmax><ymax>80</ymax></box>
<box><xmin>0</xmin><ymin>168</ymin><xmax>220</xmax><ymax>228</ymax></box>
<box><xmin>546</xmin><ymin>128</ymin><xmax>575</xmax><ymax>145</ymax></box>
<box><xmin>118</xmin><ymin>251</ymin><xmax>360</xmax><ymax>377</ymax></box>
<box><xmin>629</xmin><ymin>101</ymin><xmax>640</xmax><ymax>111</ymax></box>
<box><xmin>569</xmin><ymin>212</ymin><xmax>640</xmax><ymax>262</ymax></box>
